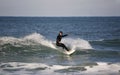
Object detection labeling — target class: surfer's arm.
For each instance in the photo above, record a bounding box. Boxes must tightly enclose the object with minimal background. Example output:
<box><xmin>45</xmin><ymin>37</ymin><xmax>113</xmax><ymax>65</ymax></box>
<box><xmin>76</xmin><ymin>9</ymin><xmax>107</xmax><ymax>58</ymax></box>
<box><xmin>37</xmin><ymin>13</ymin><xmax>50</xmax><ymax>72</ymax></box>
<box><xmin>62</xmin><ymin>34</ymin><xmax>68</xmax><ymax>37</ymax></box>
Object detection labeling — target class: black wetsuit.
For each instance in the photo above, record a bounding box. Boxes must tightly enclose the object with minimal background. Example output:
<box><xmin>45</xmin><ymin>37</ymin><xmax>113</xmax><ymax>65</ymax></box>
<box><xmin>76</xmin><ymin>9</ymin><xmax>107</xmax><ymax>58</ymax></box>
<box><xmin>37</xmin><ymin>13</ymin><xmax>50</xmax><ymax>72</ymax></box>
<box><xmin>56</xmin><ymin>34</ymin><xmax>69</xmax><ymax>51</ymax></box>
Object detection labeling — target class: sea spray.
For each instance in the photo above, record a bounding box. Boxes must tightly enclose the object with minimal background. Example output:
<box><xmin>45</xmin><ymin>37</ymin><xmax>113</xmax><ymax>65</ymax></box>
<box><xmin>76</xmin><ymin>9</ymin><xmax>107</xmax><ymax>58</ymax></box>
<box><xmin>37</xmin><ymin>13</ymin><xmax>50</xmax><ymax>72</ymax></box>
<box><xmin>23</xmin><ymin>33</ymin><xmax>56</xmax><ymax>49</ymax></box>
<box><xmin>62</xmin><ymin>38</ymin><xmax>93</xmax><ymax>50</ymax></box>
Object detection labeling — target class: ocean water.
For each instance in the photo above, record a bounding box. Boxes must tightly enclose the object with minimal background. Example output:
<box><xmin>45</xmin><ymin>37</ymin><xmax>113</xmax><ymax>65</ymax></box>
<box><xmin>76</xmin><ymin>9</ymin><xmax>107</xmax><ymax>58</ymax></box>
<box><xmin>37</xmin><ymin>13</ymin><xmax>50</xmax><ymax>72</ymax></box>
<box><xmin>0</xmin><ymin>17</ymin><xmax>120</xmax><ymax>75</ymax></box>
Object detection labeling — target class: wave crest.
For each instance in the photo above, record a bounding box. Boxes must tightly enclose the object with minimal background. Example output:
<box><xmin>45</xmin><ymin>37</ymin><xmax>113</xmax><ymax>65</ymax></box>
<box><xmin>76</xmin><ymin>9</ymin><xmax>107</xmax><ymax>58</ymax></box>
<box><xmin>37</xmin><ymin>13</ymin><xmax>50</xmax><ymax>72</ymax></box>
<box><xmin>0</xmin><ymin>33</ymin><xmax>92</xmax><ymax>50</ymax></box>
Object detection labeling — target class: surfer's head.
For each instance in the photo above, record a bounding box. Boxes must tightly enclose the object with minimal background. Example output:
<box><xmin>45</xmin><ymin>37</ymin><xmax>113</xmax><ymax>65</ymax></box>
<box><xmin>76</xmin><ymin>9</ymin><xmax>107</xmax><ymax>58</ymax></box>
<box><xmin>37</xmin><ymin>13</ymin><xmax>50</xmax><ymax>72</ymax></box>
<box><xmin>59</xmin><ymin>31</ymin><xmax>63</xmax><ymax>35</ymax></box>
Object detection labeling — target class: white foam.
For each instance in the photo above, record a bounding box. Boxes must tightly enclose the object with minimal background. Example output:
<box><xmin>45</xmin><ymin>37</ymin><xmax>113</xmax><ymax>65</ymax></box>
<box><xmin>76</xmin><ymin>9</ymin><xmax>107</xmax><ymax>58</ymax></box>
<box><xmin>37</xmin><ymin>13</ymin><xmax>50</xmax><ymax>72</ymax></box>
<box><xmin>0</xmin><ymin>62</ymin><xmax>70</xmax><ymax>75</ymax></box>
<box><xmin>23</xmin><ymin>33</ymin><xmax>56</xmax><ymax>49</ymax></box>
<box><xmin>83</xmin><ymin>62</ymin><xmax>120</xmax><ymax>75</ymax></box>
<box><xmin>0</xmin><ymin>62</ymin><xmax>49</xmax><ymax>70</ymax></box>
<box><xmin>0</xmin><ymin>36</ymin><xmax>22</xmax><ymax>47</ymax></box>
<box><xmin>62</xmin><ymin>38</ymin><xmax>93</xmax><ymax>50</ymax></box>
<box><xmin>0</xmin><ymin>33</ymin><xmax>56</xmax><ymax>49</ymax></box>
<box><xmin>0</xmin><ymin>62</ymin><xmax>120</xmax><ymax>75</ymax></box>
<box><xmin>0</xmin><ymin>33</ymin><xmax>92</xmax><ymax>51</ymax></box>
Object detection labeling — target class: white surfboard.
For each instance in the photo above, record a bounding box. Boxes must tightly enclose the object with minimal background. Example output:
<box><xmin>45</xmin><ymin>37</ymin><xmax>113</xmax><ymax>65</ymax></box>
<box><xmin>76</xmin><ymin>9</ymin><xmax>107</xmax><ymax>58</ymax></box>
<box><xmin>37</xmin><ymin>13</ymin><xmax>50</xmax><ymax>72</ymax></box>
<box><xmin>56</xmin><ymin>48</ymin><xmax>75</xmax><ymax>55</ymax></box>
<box><xmin>62</xmin><ymin>49</ymin><xmax>75</xmax><ymax>55</ymax></box>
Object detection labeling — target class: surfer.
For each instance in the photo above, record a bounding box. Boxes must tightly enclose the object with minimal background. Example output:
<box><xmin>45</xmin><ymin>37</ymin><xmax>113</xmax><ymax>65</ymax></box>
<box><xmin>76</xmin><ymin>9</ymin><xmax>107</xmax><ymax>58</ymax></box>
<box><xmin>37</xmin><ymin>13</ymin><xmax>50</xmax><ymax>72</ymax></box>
<box><xmin>56</xmin><ymin>31</ymin><xmax>69</xmax><ymax>51</ymax></box>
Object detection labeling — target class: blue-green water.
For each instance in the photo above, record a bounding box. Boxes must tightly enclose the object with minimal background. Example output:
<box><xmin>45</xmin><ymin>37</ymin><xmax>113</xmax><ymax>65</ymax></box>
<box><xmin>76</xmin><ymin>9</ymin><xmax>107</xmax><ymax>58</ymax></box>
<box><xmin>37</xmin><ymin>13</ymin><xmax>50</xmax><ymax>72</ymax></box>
<box><xmin>0</xmin><ymin>17</ymin><xmax>120</xmax><ymax>75</ymax></box>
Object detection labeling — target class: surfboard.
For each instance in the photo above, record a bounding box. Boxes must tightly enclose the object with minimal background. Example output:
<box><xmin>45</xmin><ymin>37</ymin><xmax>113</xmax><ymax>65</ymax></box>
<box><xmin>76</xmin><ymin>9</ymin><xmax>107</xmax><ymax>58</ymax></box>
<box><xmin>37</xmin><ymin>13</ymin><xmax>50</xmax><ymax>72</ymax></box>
<box><xmin>56</xmin><ymin>48</ymin><xmax>75</xmax><ymax>55</ymax></box>
<box><xmin>62</xmin><ymin>49</ymin><xmax>75</xmax><ymax>55</ymax></box>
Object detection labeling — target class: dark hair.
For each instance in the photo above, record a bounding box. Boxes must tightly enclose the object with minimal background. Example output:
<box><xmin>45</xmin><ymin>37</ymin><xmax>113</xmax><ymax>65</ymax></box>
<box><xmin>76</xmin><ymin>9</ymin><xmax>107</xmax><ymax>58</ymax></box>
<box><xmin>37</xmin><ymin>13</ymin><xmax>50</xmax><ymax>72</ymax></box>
<box><xmin>59</xmin><ymin>31</ymin><xmax>63</xmax><ymax>34</ymax></box>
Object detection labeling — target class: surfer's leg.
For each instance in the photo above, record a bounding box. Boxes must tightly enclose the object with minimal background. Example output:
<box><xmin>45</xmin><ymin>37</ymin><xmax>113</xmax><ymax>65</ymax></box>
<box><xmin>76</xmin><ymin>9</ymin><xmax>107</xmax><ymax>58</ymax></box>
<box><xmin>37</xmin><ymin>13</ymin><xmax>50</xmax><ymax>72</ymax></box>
<box><xmin>60</xmin><ymin>43</ymin><xmax>69</xmax><ymax>51</ymax></box>
<box><xmin>56</xmin><ymin>43</ymin><xmax>69</xmax><ymax>51</ymax></box>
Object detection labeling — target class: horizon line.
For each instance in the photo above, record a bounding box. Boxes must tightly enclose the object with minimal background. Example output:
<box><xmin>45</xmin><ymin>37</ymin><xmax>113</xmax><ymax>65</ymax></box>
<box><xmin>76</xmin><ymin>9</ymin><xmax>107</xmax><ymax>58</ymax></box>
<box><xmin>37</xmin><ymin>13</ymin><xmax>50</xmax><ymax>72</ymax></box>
<box><xmin>0</xmin><ymin>15</ymin><xmax>120</xmax><ymax>17</ymax></box>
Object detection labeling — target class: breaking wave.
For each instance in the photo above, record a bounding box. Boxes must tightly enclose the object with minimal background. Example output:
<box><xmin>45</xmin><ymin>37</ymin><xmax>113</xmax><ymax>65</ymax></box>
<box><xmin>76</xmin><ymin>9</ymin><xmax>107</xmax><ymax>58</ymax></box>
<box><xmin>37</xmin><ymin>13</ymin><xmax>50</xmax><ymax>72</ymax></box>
<box><xmin>0</xmin><ymin>33</ymin><xmax>92</xmax><ymax>51</ymax></box>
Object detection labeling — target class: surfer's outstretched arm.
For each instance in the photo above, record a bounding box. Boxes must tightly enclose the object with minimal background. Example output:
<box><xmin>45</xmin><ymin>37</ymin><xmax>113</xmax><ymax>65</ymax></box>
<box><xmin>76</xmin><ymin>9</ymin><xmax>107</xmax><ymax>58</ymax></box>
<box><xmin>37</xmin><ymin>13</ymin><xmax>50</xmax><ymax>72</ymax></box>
<box><xmin>62</xmin><ymin>34</ymin><xmax>68</xmax><ymax>37</ymax></box>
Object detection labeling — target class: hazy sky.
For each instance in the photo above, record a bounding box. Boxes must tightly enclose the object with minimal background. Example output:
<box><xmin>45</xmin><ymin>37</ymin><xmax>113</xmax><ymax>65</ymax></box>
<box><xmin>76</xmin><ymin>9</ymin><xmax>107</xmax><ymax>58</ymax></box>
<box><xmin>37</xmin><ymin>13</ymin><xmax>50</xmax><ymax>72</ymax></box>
<box><xmin>0</xmin><ymin>0</ymin><xmax>120</xmax><ymax>16</ymax></box>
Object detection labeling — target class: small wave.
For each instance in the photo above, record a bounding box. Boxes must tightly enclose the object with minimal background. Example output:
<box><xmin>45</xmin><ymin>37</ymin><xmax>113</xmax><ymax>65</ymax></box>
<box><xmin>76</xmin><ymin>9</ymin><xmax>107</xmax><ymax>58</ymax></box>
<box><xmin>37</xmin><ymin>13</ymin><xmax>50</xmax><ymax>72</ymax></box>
<box><xmin>90</xmin><ymin>39</ymin><xmax>120</xmax><ymax>43</ymax></box>
<box><xmin>0</xmin><ymin>33</ymin><xmax>92</xmax><ymax>51</ymax></box>
<box><xmin>89</xmin><ymin>38</ymin><xmax>120</xmax><ymax>51</ymax></box>
<box><xmin>0</xmin><ymin>33</ymin><xmax>56</xmax><ymax>49</ymax></box>
<box><xmin>0</xmin><ymin>62</ymin><xmax>120</xmax><ymax>75</ymax></box>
